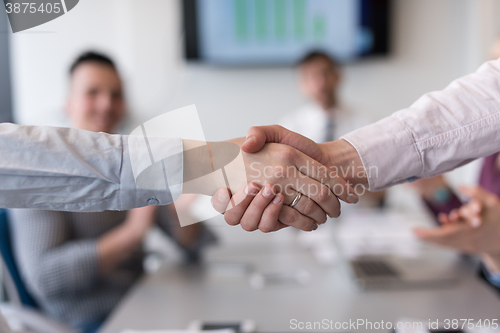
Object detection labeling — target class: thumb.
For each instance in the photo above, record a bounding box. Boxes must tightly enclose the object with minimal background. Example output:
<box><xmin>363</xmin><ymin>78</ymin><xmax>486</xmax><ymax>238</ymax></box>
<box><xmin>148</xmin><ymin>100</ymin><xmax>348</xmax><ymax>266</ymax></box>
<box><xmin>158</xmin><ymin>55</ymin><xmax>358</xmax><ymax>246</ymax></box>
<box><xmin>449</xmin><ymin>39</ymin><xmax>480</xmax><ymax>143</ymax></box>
<box><xmin>242</xmin><ymin>125</ymin><xmax>324</xmax><ymax>162</ymax></box>
<box><xmin>241</xmin><ymin>125</ymin><xmax>287</xmax><ymax>154</ymax></box>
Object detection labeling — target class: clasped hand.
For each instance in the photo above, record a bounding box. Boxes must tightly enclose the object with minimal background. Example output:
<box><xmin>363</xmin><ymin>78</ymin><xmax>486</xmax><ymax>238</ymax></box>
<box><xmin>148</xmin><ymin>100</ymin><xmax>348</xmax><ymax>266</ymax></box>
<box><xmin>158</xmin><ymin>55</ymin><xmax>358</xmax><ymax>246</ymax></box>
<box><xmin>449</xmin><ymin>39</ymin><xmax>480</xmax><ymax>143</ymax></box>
<box><xmin>210</xmin><ymin>126</ymin><xmax>365</xmax><ymax>233</ymax></box>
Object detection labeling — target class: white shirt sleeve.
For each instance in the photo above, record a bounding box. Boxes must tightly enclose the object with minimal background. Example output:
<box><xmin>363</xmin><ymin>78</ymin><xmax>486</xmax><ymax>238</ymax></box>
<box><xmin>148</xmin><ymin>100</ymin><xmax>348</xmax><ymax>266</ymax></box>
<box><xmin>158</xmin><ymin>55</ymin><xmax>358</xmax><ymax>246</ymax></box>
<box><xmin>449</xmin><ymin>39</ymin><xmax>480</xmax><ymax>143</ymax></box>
<box><xmin>0</xmin><ymin>123</ymin><xmax>183</xmax><ymax>212</ymax></box>
<box><xmin>341</xmin><ymin>58</ymin><xmax>500</xmax><ymax>191</ymax></box>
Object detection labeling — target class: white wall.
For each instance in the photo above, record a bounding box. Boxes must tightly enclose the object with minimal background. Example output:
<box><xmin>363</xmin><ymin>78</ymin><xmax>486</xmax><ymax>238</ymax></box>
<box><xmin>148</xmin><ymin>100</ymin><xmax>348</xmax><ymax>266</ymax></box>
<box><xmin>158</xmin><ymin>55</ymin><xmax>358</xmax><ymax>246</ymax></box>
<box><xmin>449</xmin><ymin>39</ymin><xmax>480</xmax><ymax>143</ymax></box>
<box><xmin>10</xmin><ymin>0</ymin><xmax>500</xmax><ymax>142</ymax></box>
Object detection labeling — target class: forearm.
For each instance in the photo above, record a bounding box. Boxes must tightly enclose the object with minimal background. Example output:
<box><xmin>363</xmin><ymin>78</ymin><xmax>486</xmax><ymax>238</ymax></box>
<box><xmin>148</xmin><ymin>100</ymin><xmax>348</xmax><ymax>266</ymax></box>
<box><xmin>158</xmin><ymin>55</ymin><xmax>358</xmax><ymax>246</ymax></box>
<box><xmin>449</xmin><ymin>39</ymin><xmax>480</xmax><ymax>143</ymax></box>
<box><xmin>0</xmin><ymin>123</ymin><xmax>184</xmax><ymax>211</ymax></box>
<box><xmin>97</xmin><ymin>222</ymin><xmax>146</xmax><ymax>275</ymax></box>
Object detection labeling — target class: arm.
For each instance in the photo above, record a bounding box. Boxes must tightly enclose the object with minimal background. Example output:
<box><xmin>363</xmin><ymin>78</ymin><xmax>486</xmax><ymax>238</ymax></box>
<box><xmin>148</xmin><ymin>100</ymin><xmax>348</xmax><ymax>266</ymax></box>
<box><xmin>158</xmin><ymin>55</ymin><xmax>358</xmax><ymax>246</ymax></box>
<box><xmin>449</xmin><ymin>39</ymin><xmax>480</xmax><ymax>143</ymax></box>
<box><xmin>341</xmin><ymin>58</ymin><xmax>500</xmax><ymax>191</ymax></box>
<box><xmin>0</xmin><ymin>123</ymin><xmax>178</xmax><ymax>212</ymax></box>
<box><xmin>155</xmin><ymin>205</ymin><xmax>216</xmax><ymax>261</ymax></box>
<box><xmin>241</xmin><ymin>58</ymin><xmax>500</xmax><ymax>192</ymax></box>
<box><xmin>0</xmin><ymin>123</ymin><xmax>354</xmax><ymax>227</ymax></box>
<box><xmin>97</xmin><ymin>206</ymin><xmax>157</xmax><ymax>275</ymax></box>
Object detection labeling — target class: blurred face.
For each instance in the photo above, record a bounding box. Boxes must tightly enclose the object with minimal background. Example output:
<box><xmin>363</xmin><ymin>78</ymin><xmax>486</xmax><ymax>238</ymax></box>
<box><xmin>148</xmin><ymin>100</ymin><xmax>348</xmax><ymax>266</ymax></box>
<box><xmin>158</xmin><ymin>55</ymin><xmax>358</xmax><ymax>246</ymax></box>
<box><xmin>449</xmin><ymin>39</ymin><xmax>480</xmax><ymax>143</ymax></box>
<box><xmin>299</xmin><ymin>58</ymin><xmax>340</xmax><ymax>110</ymax></box>
<box><xmin>490</xmin><ymin>36</ymin><xmax>500</xmax><ymax>60</ymax></box>
<box><xmin>66</xmin><ymin>62</ymin><xmax>125</xmax><ymax>133</ymax></box>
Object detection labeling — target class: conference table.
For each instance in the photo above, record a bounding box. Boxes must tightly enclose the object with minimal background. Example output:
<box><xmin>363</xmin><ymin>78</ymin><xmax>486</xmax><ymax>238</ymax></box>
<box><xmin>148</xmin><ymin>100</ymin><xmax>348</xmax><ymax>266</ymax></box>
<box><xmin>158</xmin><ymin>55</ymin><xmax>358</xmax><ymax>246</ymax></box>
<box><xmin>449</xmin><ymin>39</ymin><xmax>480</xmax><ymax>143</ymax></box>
<box><xmin>100</xmin><ymin>215</ymin><xmax>500</xmax><ymax>333</ymax></box>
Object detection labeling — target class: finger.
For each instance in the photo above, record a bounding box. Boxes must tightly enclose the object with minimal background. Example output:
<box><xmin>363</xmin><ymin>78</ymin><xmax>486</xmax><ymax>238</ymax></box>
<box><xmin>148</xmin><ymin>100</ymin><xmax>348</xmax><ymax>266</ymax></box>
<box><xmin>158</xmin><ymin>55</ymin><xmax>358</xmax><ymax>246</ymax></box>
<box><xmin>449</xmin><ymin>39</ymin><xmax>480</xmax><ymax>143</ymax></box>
<box><xmin>448</xmin><ymin>209</ymin><xmax>460</xmax><ymax>223</ymax></box>
<box><xmin>283</xmin><ymin>192</ymin><xmax>327</xmax><ymax>225</ymax></box>
<box><xmin>413</xmin><ymin>224</ymin><xmax>464</xmax><ymax>240</ymax></box>
<box><xmin>437</xmin><ymin>212</ymin><xmax>451</xmax><ymax>225</ymax></box>
<box><xmin>240</xmin><ymin>184</ymin><xmax>277</xmax><ymax>232</ymax></box>
<box><xmin>284</xmin><ymin>170</ymin><xmax>343</xmax><ymax>218</ymax></box>
<box><xmin>242</xmin><ymin>125</ymin><xmax>324</xmax><ymax>162</ymax></box>
<box><xmin>220</xmin><ymin>183</ymin><xmax>260</xmax><ymax>226</ymax></box>
<box><xmin>458</xmin><ymin>199</ymin><xmax>483</xmax><ymax>228</ymax></box>
<box><xmin>211</xmin><ymin>188</ymin><xmax>232</xmax><ymax>214</ymax></box>
<box><xmin>258</xmin><ymin>193</ymin><xmax>286</xmax><ymax>233</ymax></box>
<box><xmin>278</xmin><ymin>205</ymin><xmax>318</xmax><ymax>232</ymax></box>
<box><xmin>292</xmin><ymin>150</ymin><xmax>358</xmax><ymax>204</ymax></box>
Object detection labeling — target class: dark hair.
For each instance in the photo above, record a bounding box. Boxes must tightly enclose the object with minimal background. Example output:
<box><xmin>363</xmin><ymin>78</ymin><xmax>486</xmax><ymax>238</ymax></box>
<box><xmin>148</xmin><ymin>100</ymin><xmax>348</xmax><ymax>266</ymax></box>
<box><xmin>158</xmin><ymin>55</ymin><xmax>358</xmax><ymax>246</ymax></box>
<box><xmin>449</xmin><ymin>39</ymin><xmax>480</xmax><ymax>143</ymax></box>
<box><xmin>69</xmin><ymin>51</ymin><xmax>116</xmax><ymax>75</ymax></box>
<box><xmin>297</xmin><ymin>50</ymin><xmax>339</xmax><ymax>70</ymax></box>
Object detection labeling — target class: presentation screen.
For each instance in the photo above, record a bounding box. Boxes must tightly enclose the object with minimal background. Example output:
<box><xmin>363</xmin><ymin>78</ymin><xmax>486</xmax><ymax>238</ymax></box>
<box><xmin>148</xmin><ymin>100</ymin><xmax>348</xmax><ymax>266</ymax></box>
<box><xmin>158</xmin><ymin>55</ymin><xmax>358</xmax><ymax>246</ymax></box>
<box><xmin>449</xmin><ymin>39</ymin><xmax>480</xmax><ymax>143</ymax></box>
<box><xmin>183</xmin><ymin>0</ymin><xmax>391</xmax><ymax>65</ymax></box>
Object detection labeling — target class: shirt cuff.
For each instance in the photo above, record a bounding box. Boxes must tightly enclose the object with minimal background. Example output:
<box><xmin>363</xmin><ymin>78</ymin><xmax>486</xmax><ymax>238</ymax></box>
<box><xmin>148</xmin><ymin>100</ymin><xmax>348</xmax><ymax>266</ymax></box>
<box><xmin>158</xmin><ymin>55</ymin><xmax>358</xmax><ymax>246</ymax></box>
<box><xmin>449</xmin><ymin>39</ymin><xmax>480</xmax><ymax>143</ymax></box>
<box><xmin>120</xmin><ymin>135</ymin><xmax>183</xmax><ymax>210</ymax></box>
<box><xmin>340</xmin><ymin>115</ymin><xmax>423</xmax><ymax>191</ymax></box>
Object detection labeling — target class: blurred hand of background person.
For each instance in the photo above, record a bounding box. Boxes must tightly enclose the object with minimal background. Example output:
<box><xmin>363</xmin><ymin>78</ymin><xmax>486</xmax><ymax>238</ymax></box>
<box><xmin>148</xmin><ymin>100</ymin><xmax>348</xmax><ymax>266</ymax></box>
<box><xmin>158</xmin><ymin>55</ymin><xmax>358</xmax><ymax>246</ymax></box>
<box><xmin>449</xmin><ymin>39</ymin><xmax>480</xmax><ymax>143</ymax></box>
<box><xmin>407</xmin><ymin>175</ymin><xmax>449</xmax><ymax>202</ymax></box>
<box><xmin>414</xmin><ymin>186</ymin><xmax>500</xmax><ymax>274</ymax></box>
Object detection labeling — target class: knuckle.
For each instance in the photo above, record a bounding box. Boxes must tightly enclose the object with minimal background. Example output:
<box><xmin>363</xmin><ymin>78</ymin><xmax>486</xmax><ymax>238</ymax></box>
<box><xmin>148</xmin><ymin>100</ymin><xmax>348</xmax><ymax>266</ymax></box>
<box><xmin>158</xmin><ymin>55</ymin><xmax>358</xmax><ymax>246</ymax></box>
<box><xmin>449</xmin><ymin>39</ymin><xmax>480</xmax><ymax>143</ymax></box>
<box><xmin>300</xmin><ymin>220</ymin><xmax>315</xmax><ymax>232</ymax></box>
<box><xmin>278</xmin><ymin>146</ymin><xmax>295</xmax><ymax>163</ymax></box>
<box><xmin>316</xmin><ymin>186</ymin><xmax>331</xmax><ymax>203</ymax></box>
<box><xmin>301</xmin><ymin>198</ymin><xmax>316</xmax><ymax>216</ymax></box>
<box><xmin>281</xmin><ymin>208</ymin><xmax>299</xmax><ymax>225</ymax></box>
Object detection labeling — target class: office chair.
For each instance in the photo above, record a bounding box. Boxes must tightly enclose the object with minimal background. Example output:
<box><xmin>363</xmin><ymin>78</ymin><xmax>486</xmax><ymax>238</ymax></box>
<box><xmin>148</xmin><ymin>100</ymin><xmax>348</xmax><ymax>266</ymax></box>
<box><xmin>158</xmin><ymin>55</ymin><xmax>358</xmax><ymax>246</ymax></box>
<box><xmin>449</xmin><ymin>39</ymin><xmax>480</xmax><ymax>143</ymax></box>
<box><xmin>0</xmin><ymin>209</ymin><xmax>79</xmax><ymax>333</ymax></box>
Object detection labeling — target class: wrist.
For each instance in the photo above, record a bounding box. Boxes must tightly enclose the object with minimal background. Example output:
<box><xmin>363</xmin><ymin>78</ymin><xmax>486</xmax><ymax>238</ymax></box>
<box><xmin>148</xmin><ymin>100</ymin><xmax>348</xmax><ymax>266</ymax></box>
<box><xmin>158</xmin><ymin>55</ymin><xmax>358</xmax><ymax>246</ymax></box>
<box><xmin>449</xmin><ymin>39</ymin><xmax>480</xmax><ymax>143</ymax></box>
<box><xmin>181</xmin><ymin>139</ymin><xmax>244</xmax><ymax>196</ymax></box>
<box><xmin>319</xmin><ymin>139</ymin><xmax>368</xmax><ymax>187</ymax></box>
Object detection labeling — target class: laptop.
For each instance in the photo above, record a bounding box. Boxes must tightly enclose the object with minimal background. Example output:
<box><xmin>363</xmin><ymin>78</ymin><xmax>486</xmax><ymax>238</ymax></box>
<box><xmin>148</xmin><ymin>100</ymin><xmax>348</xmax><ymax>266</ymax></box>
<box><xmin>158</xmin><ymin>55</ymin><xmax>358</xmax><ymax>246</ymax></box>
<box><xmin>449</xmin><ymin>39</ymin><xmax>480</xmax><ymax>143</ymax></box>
<box><xmin>348</xmin><ymin>251</ymin><xmax>459</xmax><ymax>290</ymax></box>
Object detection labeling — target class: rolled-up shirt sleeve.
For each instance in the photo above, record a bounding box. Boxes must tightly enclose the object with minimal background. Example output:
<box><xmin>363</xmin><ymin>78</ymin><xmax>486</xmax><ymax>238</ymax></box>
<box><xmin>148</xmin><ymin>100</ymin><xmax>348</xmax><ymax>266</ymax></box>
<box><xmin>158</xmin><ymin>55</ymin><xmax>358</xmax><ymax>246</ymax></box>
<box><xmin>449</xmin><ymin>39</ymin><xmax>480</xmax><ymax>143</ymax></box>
<box><xmin>342</xmin><ymin>58</ymin><xmax>500</xmax><ymax>191</ymax></box>
<box><xmin>0</xmin><ymin>123</ymin><xmax>183</xmax><ymax>212</ymax></box>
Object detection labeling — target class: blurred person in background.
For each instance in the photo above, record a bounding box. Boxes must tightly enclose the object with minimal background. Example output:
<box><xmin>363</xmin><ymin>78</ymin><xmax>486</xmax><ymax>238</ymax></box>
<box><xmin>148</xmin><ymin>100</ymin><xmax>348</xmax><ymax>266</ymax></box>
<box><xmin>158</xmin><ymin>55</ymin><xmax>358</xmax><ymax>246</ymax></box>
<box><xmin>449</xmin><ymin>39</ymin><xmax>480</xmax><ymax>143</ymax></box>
<box><xmin>279</xmin><ymin>51</ymin><xmax>384</xmax><ymax>209</ymax></box>
<box><xmin>409</xmin><ymin>34</ymin><xmax>500</xmax><ymax>292</ymax></box>
<box><xmin>9</xmin><ymin>51</ymin><xmax>215</xmax><ymax>333</ymax></box>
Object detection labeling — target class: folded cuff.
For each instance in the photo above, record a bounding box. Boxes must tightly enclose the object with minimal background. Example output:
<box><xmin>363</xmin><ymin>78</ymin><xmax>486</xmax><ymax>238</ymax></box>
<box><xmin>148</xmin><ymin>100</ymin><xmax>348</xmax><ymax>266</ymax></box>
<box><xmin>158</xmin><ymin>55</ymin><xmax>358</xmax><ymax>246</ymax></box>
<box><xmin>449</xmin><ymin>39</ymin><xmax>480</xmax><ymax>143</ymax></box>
<box><xmin>119</xmin><ymin>135</ymin><xmax>183</xmax><ymax>210</ymax></box>
<box><xmin>341</xmin><ymin>115</ymin><xmax>423</xmax><ymax>191</ymax></box>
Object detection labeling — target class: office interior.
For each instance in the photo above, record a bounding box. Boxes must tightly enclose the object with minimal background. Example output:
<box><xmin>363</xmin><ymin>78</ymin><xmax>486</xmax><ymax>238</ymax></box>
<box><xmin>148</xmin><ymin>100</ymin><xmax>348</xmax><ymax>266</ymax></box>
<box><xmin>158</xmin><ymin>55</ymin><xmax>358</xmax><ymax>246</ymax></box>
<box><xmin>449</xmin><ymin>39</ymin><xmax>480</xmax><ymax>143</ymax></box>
<box><xmin>1</xmin><ymin>1</ymin><xmax>500</xmax><ymax>333</ymax></box>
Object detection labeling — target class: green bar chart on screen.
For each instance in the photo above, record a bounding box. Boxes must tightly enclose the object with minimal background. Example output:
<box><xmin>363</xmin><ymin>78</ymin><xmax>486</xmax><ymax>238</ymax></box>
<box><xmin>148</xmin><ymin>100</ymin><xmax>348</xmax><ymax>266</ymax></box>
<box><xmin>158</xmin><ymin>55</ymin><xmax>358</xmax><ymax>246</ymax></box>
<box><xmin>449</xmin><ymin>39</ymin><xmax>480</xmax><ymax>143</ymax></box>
<box><xmin>293</xmin><ymin>0</ymin><xmax>306</xmax><ymax>40</ymax></box>
<box><xmin>255</xmin><ymin>0</ymin><xmax>268</xmax><ymax>40</ymax></box>
<box><xmin>313</xmin><ymin>14</ymin><xmax>326</xmax><ymax>39</ymax></box>
<box><xmin>234</xmin><ymin>0</ymin><xmax>248</xmax><ymax>41</ymax></box>
<box><xmin>274</xmin><ymin>0</ymin><xmax>286</xmax><ymax>39</ymax></box>
<box><xmin>232</xmin><ymin>0</ymin><xmax>328</xmax><ymax>44</ymax></box>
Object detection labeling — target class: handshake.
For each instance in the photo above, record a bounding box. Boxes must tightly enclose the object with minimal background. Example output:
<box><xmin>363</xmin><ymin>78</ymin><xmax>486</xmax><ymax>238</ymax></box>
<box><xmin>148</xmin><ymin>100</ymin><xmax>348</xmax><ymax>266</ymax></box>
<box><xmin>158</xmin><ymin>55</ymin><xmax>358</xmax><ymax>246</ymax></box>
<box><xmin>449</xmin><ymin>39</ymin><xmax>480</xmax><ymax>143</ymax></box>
<box><xmin>182</xmin><ymin>125</ymin><xmax>369</xmax><ymax>233</ymax></box>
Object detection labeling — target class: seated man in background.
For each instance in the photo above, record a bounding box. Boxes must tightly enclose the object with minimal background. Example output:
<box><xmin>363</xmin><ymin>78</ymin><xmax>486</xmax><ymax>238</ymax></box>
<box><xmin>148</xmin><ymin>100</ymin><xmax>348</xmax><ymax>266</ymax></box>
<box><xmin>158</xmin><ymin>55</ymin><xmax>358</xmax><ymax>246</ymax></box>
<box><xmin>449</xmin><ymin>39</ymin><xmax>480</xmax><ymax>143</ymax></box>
<box><xmin>9</xmin><ymin>52</ymin><xmax>215</xmax><ymax>333</ymax></box>
<box><xmin>280</xmin><ymin>51</ymin><xmax>384</xmax><ymax>208</ymax></box>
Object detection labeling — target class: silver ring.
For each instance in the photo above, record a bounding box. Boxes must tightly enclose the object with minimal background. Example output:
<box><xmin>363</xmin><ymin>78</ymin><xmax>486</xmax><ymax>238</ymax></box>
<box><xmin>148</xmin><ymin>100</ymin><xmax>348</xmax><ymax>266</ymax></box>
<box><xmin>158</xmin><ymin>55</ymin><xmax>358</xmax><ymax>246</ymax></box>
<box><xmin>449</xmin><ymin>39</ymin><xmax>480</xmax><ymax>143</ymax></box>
<box><xmin>289</xmin><ymin>192</ymin><xmax>302</xmax><ymax>208</ymax></box>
